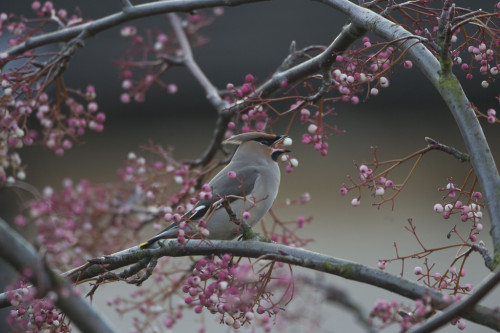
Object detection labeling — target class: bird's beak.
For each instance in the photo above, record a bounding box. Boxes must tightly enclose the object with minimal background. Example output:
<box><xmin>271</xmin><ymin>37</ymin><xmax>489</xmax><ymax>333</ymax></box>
<box><xmin>271</xmin><ymin>148</ymin><xmax>291</xmax><ymax>162</ymax></box>
<box><xmin>272</xmin><ymin>135</ymin><xmax>289</xmax><ymax>147</ymax></box>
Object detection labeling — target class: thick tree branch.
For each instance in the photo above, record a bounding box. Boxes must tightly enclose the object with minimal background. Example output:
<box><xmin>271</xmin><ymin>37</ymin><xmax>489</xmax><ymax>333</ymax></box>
<box><xmin>1</xmin><ymin>237</ymin><xmax>499</xmax><ymax>329</ymax></box>
<box><xmin>4</xmin><ymin>0</ymin><xmax>268</xmax><ymax>57</ymax></box>
<box><xmin>0</xmin><ymin>218</ymin><xmax>116</xmax><ymax>333</ymax></box>
<box><xmin>316</xmin><ymin>0</ymin><xmax>500</xmax><ymax>268</ymax></box>
<box><xmin>254</xmin><ymin>21</ymin><xmax>367</xmax><ymax>100</ymax></box>
<box><xmin>62</xmin><ymin>240</ymin><xmax>500</xmax><ymax>330</ymax></box>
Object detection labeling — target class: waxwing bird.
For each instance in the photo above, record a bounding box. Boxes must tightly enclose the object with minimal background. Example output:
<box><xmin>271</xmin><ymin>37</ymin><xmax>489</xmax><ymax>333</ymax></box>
<box><xmin>140</xmin><ymin>132</ymin><xmax>290</xmax><ymax>248</ymax></box>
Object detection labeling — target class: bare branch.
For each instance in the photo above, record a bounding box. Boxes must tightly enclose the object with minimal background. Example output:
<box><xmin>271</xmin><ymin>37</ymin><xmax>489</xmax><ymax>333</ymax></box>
<box><xmin>0</xmin><ymin>218</ymin><xmax>116</xmax><ymax>333</ymax></box>
<box><xmin>168</xmin><ymin>12</ymin><xmax>229</xmax><ymax>112</ymax></box>
<box><xmin>4</xmin><ymin>0</ymin><xmax>268</xmax><ymax>58</ymax></box>
<box><xmin>425</xmin><ymin>137</ymin><xmax>470</xmax><ymax>162</ymax></box>
<box><xmin>436</xmin><ymin>0</ymin><xmax>454</xmax><ymax>73</ymax></box>
<box><xmin>121</xmin><ymin>0</ymin><xmax>133</xmax><ymax>9</ymax></box>
<box><xmin>69</xmin><ymin>240</ymin><xmax>500</xmax><ymax>330</ymax></box>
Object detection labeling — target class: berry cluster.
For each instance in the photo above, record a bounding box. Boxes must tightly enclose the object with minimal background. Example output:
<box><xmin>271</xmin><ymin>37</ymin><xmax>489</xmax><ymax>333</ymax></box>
<box><xmin>7</xmin><ymin>276</ymin><xmax>71</xmax><ymax>332</ymax></box>
<box><xmin>181</xmin><ymin>255</ymin><xmax>291</xmax><ymax>331</ymax></box>
<box><xmin>117</xmin><ymin>10</ymin><xmax>222</xmax><ymax>104</ymax></box>
<box><xmin>18</xmin><ymin>178</ymin><xmax>140</xmax><ymax>269</ymax></box>
<box><xmin>340</xmin><ymin>162</ymin><xmax>395</xmax><ymax>207</ymax></box>
<box><xmin>432</xmin><ymin>178</ymin><xmax>484</xmax><ymax>242</ymax></box>
<box><xmin>370</xmin><ymin>295</ymin><xmax>466</xmax><ymax>331</ymax></box>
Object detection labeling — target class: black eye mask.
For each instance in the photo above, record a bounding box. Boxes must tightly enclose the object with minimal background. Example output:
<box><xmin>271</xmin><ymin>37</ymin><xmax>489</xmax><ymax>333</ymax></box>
<box><xmin>252</xmin><ymin>137</ymin><xmax>277</xmax><ymax>146</ymax></box>
<box><xmin>252</xmin><ymin>135</ymin><xmax>286</xmax><ymax>146</ymax></box>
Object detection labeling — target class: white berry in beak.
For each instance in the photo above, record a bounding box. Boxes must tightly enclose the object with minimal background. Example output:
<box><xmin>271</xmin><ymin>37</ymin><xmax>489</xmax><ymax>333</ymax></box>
<box><xmin>283</xmin><ymin>137</ymin><xmax>293</xmax><ymax>146</ymax></box>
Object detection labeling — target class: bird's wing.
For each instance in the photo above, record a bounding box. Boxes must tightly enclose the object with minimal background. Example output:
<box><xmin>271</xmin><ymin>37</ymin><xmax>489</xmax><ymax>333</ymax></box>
<box><xmin>186</xmin><ymin>165</ymin><xmax>259</xmax><ymax>220</ymax></box>
<box><xmin>139</xmin><ymin>166</ymin><xmax>259</xmax><ymax>248</ymax></box>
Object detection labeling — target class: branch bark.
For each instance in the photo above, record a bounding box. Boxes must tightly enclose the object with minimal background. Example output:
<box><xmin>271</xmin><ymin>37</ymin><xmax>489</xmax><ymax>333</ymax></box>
<box><xmin>168</xmin><ymin>12</ymin><xmax>229</xmax><ymax>112</ymax></box>
<box><xmin>0</xmin><ymin>218</ymin><xmax>116</xmax><ymax>333</ymax></box>
<box><xmin>61</xmin><ymin>239</ymin><xmax>500</xmax><ymax>330</ymax></box>
<box><xmin>4</xmin><ymin>0</ymin><xmax>269</xmax><ymax>57</ymax></box>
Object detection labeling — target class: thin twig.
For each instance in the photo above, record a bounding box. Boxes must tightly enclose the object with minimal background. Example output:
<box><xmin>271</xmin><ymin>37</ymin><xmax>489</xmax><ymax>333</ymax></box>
<box><xmin>5</xmin><ymin>0</ymin><xmax>268</xmax><ymax>58</ymax></box>
<box><xmin>412</xmin><ymin>268</ymin><xmax>500</xmax><ymax>332</ymax></box>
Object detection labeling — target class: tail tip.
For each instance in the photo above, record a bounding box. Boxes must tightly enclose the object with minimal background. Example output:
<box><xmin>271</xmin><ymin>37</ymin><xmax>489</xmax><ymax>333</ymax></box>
<box><xmin>139</xmin><ymin>241</ymin><xmax>150</xmax><ymax>248</ymax></box>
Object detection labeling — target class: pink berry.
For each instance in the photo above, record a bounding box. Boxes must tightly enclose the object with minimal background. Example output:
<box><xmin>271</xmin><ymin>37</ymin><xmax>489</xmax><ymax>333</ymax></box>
<box><xmin>32</xmin><ymin>1</ymin><xmax>41</xmax><ymax>10</ymax></box>
<box><xmin>168</xmin><ymin>84</ymin><xmax>178</xmax><ymax>94</ymax></box>
<box><xmin>120</xmin><ymin>93</ymin><xmax>130</xmax><ymax>104</ymax></box>
<box><xmin>403</xmin><ymin>60</ymin><xmax>413</xmax><ymax>69</ymax></box>
<box><xmin>241</xmin><ymin>84</ymin><xmax>251</xmax><ymax>95</ymax></box>
<box><xmin>227</xmin><ymin>171</ymin><xmax>236</xmax><ymax>179</ymax></box>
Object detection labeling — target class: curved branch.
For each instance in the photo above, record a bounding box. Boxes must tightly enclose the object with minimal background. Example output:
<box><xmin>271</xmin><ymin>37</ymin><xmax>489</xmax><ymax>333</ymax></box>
<box><xmin>316</xmin><ymin>0</ymin><xmax>500</xmax><ymax>268</ymax></box>
<box><xmin>4</xmin><ymin>0</ymin><xmax>268</xmax><ymax>57</ymax></box>
<box><xmin>168</xmin><ymin>12</ymin><xmax>228</xmax><ymax>112</ymax></box>
<box><xmin>0</xmin><ymin>218</ymin><xmax>116</xmax><ymax>333</ymax></box>
<box><xmin>191</xmin><ymin>21</ymin><xmax>366</xmax><ymax>166</ymax></box>
<box><xmin>254</xmin><ymin>21</ymin><xmax>367</xmax><ymax>100</ymax></box>
<box><xmin>1</xmin><ymin>237</ymin><xmax>499</xmax><ymax>329</ymax></box>
<box><xmin>66</xmin><ymin>239</ymin><xmax>500</xmax><ymax>330</ymax></box>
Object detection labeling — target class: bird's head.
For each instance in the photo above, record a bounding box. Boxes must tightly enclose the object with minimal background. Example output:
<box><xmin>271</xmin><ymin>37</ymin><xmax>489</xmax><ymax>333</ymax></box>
<box><xmin>223</xmin><ymin>132</ymin><xmax>291</xmax><ymax>162</ymax></box>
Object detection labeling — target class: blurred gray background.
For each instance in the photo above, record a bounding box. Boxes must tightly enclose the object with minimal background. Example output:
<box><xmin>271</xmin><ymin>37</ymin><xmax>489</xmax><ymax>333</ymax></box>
<box><xmin>1</xmin><ymin>0</ymin><xmax>499</xmax><ymax>332</ymax></box>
